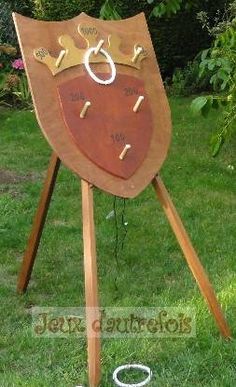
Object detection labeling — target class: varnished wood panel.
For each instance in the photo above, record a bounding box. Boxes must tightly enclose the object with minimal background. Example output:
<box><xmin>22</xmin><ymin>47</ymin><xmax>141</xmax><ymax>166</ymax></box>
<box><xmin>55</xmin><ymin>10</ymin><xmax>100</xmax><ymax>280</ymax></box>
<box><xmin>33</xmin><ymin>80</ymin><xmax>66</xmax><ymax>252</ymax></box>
<box><xmin>13</xmin><ymin>12</ymin><xmax>171</xmax><ymax>198</ymax></box>
<box><xmin>58</xmin><ymin>73</ymin><xmax>152</xmax><ymax>179</ymax></box>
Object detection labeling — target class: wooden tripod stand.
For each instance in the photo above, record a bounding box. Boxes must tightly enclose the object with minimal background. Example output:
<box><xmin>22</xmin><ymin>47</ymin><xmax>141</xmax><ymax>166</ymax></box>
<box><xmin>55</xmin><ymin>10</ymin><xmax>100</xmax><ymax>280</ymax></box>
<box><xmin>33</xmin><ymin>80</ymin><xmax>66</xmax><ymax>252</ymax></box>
<box><xmin>17</xmin><ymin>152</ymin><xmax>231</xmax><ymax>387</ymax></box>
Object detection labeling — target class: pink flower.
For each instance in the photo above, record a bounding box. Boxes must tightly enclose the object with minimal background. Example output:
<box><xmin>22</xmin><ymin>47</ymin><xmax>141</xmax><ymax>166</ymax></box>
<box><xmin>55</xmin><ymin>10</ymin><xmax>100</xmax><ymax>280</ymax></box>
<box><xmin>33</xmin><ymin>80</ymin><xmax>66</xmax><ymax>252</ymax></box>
<box><xmin>12</xmin><ymin>58</ymin><xmax>24</xmax><ymax>70</ymax></box>
<box><xmin>0</xmin><ymin>63</ymin><xmax>3</xmax><ymax>69</ymax></box>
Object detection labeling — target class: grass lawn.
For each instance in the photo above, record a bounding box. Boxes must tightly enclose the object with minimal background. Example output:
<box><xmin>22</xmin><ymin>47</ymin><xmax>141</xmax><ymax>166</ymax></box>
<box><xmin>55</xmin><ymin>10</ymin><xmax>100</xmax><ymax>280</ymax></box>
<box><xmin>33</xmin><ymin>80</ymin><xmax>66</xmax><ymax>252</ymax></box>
<box><xmin>0</xmin><ymin>97</ymin><xmax>235</xmax><ymax>386</ymax></box>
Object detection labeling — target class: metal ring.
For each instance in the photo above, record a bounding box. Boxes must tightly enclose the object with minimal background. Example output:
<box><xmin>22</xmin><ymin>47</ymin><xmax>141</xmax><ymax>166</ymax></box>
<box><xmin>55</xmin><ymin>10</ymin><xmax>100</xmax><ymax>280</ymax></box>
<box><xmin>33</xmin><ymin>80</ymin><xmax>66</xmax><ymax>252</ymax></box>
<box><xmin>84</xmin><ymin>47</ymin><xmax>116</xmax><ymax>85</ymax></box>
<box><xmin>113</xmin><ymin>364</ymin><xmax>152</xmax><ymax>387</ymax></box>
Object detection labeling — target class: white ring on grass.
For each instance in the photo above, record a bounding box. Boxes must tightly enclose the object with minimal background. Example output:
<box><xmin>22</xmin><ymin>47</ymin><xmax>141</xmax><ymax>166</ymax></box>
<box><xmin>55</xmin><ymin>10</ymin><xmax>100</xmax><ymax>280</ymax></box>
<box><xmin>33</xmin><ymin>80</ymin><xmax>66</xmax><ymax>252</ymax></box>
<box><xmin>113</xmin><ymin>364</ymin><xmax>152</xmax><ymax>387</ymax></box>
<box><xmin>84</xmin><ymin>47</ymin><xmax>116</xmax><ymax>85</ymax></box>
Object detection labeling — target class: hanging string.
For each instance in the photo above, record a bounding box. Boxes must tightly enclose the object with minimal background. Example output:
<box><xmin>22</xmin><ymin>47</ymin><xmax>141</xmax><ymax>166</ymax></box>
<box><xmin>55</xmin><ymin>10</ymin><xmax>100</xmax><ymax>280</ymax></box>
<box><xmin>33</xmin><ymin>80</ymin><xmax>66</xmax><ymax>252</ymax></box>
<box><xmin>113</xmin><ymin>196</ymin><xmax>128</xmax><ymax>268</ymax></box>
<box><xmin>121</xmin><ymin>198</ymin><xmax>128</xmax><ymax>252</ymax></box>
<box><xmin>113</xmin><ymin>196</ymin><xmax>119</xmax><ymax>267</ymax></box>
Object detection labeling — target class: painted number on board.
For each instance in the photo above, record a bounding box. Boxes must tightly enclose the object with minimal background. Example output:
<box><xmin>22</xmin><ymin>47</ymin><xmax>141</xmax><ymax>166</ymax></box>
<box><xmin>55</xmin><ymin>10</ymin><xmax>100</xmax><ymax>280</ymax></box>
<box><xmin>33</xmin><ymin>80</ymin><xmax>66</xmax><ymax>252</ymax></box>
<box><xmin>80</xmin><ymin>26</ymin><xmax>98</xmax><ymax>36</ymax></box>
<box><xmin>124</xmin><ymin>87</ymin><xmax>139</xmax><ymax>96</ymax></box>
<box><xmin>70</xmin><ymin>92</ymin><xmax>85</xmax><ymax>102</ymax></box>
<box><xmin>111</xmin><ymin>132</ymin><xmax>126</xmax><ymax>144</ymax></box>
<box><xmin>35</xmin><ymin>48</ymin><xmax>48</xmax><ymax>60</ymax></box>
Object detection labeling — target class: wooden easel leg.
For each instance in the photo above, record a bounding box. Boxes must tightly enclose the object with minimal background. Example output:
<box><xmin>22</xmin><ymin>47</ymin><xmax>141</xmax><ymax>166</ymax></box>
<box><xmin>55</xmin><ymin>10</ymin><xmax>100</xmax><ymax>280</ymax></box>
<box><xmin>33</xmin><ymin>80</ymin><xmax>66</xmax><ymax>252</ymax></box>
<box><xmin>17</xmin><ymin>152</ymin><xmax>61</xmax><ymax>294</ymax></box>
<box><xmin>81</xmin><ymin>180</ymin><xmax>101</xmax><ymax>387</ymax></box>
<box><xmin>152</xmin><ymin>175</ymin><xmax>231</xmax><ymax>339</ymax></box>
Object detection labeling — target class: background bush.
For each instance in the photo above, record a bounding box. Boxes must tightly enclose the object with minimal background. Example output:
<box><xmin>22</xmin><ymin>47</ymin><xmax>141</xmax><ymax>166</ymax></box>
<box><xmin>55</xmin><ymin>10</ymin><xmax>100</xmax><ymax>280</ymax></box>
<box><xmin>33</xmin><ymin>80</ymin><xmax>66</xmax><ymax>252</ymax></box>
<box><xmin>0</xmin><ymin>0</ymin><xmax>229</xmax><ymax>77</ymax></box>
<box><xmin>31</xmin><ymin>0</ymin><xmax>103</xmax><ymax>21</ymax></box>
<box><xmin>168</xmin><ymin>55</ymin><xmax>213</xmax><ymax>96</ymax></box>
<box><xmin>0</xmin><ymin>1</ymin><xmax>33</xmax><ymax>46</ymax></box>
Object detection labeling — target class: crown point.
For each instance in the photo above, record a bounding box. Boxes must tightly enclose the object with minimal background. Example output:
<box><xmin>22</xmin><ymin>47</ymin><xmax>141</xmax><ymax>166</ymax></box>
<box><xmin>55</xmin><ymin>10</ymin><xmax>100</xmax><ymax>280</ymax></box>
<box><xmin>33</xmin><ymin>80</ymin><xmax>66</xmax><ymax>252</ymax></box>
<box><xmin>132</xmin><ymin>46</ymin><xmax>144</xmax><ymax>63</ymax></box>
<box><xmin>34</xmin><ymin>47</ymin><xmax>50</xmax><ymax>61</ymax></box>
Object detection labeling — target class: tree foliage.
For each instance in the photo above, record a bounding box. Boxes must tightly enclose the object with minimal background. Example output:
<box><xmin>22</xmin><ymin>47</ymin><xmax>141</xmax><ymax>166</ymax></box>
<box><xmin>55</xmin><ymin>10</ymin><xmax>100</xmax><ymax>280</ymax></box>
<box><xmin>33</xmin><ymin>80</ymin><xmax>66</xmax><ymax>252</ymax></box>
<box><xmin>149</xmin><ymin>0</ymin><xmax>188</xmax><ymax>18</ymax></box>
<box><xmin>0</xmin><ymin>0</ymin><xmax>228</xmax><ymax>78</ymax></box>
<box><xmin>191</xmin><ymin>3</ymin><xmax>236</xmax><ymax>156</ymax></box>
<box><xmin>100</xmin><ymin>0</ymin><xmax>201</xmax><ymax>19</ymax></box>
<box><xmin>100</xmin><ymin>0</ymin><xmax>122</xmax><ymax>20</ymax></box>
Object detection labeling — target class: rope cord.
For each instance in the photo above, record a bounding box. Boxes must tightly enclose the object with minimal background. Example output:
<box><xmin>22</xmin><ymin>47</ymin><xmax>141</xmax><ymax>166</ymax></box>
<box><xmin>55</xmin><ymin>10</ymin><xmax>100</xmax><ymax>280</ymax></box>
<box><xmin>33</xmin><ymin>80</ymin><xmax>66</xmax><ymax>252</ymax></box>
<box><xmin>113</xmin><ymin>196</ymin><xmax>128</xmax><ymax>268</ymax></box>
<box><xmin>121</xmin><ymin>198</ymin><xmax>128</xmax><ymax>252</ymax></box>
<box><xmin>113</xmin><ymin>196</ymin><xmax>119</xmax><ymax>268</ymax></box>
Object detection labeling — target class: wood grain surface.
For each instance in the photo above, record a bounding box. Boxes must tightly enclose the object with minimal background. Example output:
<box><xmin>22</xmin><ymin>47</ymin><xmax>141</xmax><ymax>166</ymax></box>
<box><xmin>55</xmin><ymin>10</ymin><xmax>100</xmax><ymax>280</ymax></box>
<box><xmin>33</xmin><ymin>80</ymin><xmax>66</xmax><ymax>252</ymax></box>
<box><xmin>17</xmin><ymin>152</ymin><xmax>61</xmax><ymax>293</ymax></box>
<box><xmin>58</xmin><ymin>73</ymin><xmax>153</xmax><ymax>179</ymax></box>
<box><xmin>81</xmin><ymin>180</ymin><xmax>101</xmax><ymax>386</ymax></box>
<box><xmin>13</xmin><ymin>12</ymin><xmax>171</xmax><ymax>198</ymax></box>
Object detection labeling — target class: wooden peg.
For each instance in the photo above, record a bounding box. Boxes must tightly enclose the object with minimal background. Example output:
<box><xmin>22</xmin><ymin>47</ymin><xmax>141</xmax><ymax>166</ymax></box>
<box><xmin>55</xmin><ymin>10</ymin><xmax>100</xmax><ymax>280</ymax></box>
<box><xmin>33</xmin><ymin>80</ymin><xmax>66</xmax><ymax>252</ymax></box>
<box><xmin>133</xmin><ymin>96</ymin><xmax>144</xmax><ymax>113</ymax></box>
<box><xmin>94</xmin><ymin>39</ymin><xmax>104</xmax><ymax>55</ymax></box>
<box><xmin>132</xmin><ymin>46</ymin><xmax>143</xmax><ymax>63</ymax></box>
<box><xmin>119</xmin><ymin>144</ymin><xmax>131</xmax><ymax>160</ymax></box>
<box><xmin>55</xmin><ymin>49</ymin><xmax>66</xmax><ymax>68</ymax></box>
<box><xmin>80</xmin><ymin>101</ymin><xmax>91</xmax><ymax>118</ymax></box>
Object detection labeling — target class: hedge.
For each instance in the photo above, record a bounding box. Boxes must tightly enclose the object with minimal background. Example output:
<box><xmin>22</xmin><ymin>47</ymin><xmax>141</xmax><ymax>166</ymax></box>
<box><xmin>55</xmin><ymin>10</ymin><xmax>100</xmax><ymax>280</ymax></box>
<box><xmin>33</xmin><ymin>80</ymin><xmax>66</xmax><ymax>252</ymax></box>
<box><xmin>0</xmin><ymin>0</ymin><xmax>229</xmax><ymax>77</ymax></box>
<box><xmin>31</xmin><ymin>0</ymin><xmax>103</xmax><ymax>21</ymax></box>
<box><xmin>0</xmin><ymin>1</ymin><xmax>33</xmax><ymax>46</ymax></box>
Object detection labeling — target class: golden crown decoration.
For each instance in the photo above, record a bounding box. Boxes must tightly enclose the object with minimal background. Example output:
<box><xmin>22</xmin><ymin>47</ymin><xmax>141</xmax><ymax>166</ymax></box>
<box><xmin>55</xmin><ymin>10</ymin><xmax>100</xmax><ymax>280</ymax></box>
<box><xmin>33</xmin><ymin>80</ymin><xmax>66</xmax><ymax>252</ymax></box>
<box><xmin>33</xmin><ymin>23</ymin><xmax>148</xmax><ymax>76</ymax></box>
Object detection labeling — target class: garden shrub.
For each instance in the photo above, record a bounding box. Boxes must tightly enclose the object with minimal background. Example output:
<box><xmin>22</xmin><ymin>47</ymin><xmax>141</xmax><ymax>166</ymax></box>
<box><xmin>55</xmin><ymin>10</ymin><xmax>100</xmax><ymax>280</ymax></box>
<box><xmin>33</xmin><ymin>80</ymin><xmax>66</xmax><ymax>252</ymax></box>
<box><xmin>0</xmin><ymin>1</ymin><xmax>33</xmax><ymax>45</ymax></box>
<box><xmin>0</xmin><ymin>0</ymin><xmax>230</xmax><ymax>77</ymax></box>
<box><xmin>169</xmin><ymin>56</ymin><xmax>212</xmax><ymax>96</ymax></box>
<box><xmin>191</xmin><ymin>1</ymin><xmax>236</xmax><ymax>155</ymax></box>
<box><xmin>31</xmin><ymin>0</ymin><xmax>103</xmax><ymax>21</ymax></box>
<box><xmin>0</xmin><ymin>54</ymin><xmax>32</xmax><ymax>109</ymax></box>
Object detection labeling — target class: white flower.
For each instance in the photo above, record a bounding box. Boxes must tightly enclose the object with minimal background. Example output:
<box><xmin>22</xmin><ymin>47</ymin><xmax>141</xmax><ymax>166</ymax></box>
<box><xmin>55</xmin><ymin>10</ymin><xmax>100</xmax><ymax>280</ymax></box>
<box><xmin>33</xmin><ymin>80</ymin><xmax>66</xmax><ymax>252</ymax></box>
<box><xmin>227</xmin><ymin>164</ymin><xmax>234</xmax><ymax>170</ymax></box>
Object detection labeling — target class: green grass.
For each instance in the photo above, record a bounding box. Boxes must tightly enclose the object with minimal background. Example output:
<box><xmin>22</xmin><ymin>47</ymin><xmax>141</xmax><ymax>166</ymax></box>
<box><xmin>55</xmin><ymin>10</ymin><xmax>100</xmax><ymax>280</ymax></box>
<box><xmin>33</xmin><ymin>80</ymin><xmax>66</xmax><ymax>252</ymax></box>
<box><xmin>0</xmin><ymin>97</ymin><xmax>235</xmax><ymax>386</ymax></box>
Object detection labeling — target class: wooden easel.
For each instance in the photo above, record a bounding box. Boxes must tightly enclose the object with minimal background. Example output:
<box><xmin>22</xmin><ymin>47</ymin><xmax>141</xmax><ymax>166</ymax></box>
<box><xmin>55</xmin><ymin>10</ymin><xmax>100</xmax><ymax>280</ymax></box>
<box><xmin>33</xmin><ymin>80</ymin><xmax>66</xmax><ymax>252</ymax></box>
<box><xmin>13</xmin><ymin>12</ymin><xmax>231</xmax><ymax>387</ymax></box>
<box><xmin>17</xmin><ymin>151</ymin><xmax>231</xmax><ymax>386</ymax></box>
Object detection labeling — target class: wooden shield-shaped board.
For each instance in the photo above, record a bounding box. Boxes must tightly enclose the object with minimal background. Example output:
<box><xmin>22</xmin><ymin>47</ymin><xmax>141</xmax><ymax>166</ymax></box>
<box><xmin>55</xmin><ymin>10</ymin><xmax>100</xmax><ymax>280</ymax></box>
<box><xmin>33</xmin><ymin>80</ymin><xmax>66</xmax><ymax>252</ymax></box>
<box><xmin>13</xmin><ymin>12</ymin><xmax>171</xmax><ymax>198</ymax></box>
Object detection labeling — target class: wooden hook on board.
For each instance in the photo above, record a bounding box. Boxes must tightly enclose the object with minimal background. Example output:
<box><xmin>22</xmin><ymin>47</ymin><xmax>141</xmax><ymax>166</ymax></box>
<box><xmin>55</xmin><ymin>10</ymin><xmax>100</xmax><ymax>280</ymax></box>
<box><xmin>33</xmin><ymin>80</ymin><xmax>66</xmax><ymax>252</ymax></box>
<box><xmin>119</xmin><ymin>144</ymin><xmax>131</xmax><ymax>160</ymax></box>
<box><xmin>55</xmin><ymin>49</ymin><xmax>66</xmax><ymax>68</ymax></box>
<box><xmin>133</xmin><ymin>96</ymin><xmax>144</xmax><ymax>113</ymax></box>
<box><xmin>94</xmin><ymin>39</ymin><xmax>105</xmax><ymax>55</ymax></box>
<box><xmin>132</xmin><ymin>46</ymin><xmax>143</xmax><ymax>63</ymax></box>
<box><xmin>80</xmin><ymin>101</ymin><xmax>91</xmax><ymax>118</ymax></box>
